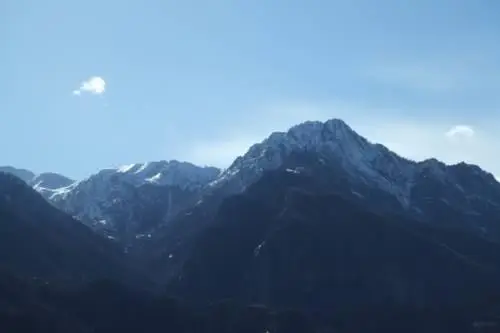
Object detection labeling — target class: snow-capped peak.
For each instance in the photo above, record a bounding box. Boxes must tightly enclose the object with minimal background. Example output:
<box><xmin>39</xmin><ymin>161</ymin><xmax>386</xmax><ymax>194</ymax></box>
<box><xmin>241</xmin><ymin>119</ymin><xmax>362</xmax><ymax>163</ymax></box>
<box><xmin>213</xmin><ymin>118</ymin><xmax>375</xmax><ymax>189</ymax></box>
<box><xmin>50</xmin><ymin>160</ymin><xmax>221</xmax><ymax>205</ymax></box>
<box><xmin>210</xmin><ymin>118</ymin><xmax>499</xmax><ymax>210</ymax></box>
<box><xmin>44</xmin><ymin>160</ymin><xmax>221</xmax><ymax>237</ymax></box>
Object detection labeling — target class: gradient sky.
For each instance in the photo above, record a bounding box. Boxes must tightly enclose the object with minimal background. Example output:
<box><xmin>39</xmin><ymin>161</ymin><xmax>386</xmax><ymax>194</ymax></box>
<box><xmin>2</xmin><ymin>0</ymin><xmax>500</xmax><ymax>180</ymax></box>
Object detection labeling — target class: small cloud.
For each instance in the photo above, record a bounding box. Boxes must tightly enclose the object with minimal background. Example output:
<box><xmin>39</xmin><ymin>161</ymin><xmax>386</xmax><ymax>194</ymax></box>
<box><xmin>73</xmin><ymin>76</ymin><xmax>106</xmax><ymax>96</ymax></box>
<box><xmin>445</xmin><ymin>125</ymin><xmax>475</xmax><ymax>139</ymax></box>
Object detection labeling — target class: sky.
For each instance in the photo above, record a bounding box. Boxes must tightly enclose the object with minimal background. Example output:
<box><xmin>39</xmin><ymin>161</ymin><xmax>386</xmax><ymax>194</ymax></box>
<box><xmin>2</xmin><ymin>0</ymin><xmax>500</xmax><ymax>180</ymax></box>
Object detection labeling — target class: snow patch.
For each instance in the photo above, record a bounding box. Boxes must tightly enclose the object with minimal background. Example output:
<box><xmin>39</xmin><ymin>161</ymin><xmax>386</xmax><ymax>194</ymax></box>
<box><xmin>43</xmin><ymin>160</ymin><xmax>220</xmax><ymax>237</ymax></box>
<box><xmin>351</xmin><ymin>190</ymin><xmax>364</xmax><ymax>199</ymax></box>
<box><xmin>254</xmin><ymin>241</ymin><xmax>266</xmax><ymax>256</ymax></box>
<box><xmin>117</xmin><ymin>163</ymin><xmax>139</xmax><ymax>173</ymax></box>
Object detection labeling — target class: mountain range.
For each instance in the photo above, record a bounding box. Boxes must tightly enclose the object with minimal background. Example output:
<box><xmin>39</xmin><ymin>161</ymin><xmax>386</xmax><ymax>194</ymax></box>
<box><xmin>5</xmin><ymin>119</ymin><xmax>500</xmax><ymax>244</ymax></box>
<box><xmin>2</xmin><ymin>118</ymin><xmax>500</xmax><ymax>332</ymax></box>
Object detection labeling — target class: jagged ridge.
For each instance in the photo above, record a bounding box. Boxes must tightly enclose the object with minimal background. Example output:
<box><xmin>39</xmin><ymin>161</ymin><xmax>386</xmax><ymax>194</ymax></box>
<box><xmin>212</xmin><ymin>119</ymin><xmax>499</xmax><ymax>208</ymax></box>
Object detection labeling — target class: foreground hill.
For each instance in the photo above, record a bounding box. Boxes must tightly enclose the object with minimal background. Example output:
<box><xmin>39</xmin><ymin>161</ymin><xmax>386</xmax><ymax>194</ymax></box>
<box><xmin>0</xmin><ymin>172</ymin><xmax>145</xmax><ymax>287</ymax></box>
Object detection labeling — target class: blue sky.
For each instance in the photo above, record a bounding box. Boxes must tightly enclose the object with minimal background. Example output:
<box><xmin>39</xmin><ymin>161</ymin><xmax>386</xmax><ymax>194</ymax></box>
<box><xmin>2</xmin><ymin>0</ymin><xmax>500</xmax><ymax>179</ymax></box>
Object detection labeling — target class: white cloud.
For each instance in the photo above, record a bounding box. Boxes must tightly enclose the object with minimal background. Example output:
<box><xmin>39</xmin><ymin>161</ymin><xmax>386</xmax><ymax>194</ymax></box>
<box><xmin>73</xmin><ymin>76</ymin><xmax>106</xmax><ymax>96</ymax></box>
<box><xmin>445</xmin><ymin>125</ymin><xmax>475</xmax><ymax>140</ymax></box>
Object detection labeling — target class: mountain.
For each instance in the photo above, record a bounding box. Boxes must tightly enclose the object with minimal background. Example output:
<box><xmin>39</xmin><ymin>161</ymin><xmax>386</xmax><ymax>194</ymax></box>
<box><xmin>163</xmin><ymin>164</ymin><xmax>500</xmax><ymax>319</ymax></box>
<box><xmin>0</xmin><ymin>172</ymin><xmax>144</xmax><ymax>287</ymax></box>
<box><xmin>1</xmin><ymin>161</ymin><xmax>221</xmax><ymax>244</ymax></box>
<box><xmin>207</xmin><ymin>119</ymin><xmax>500</xmax><ymax>240</ymax></box>
<box><xmin>5</xmin><ymin>119</ymin><xmax>500</xmax><ymax>246</ymax></box>
<box><xmin>31</xmin><ymin>172</ymin><xmax>74</xmax><ymax>190</ymax></box>
<box><xmin>46</xmin><ymin>160</ymin><xmax>221</xmax><ymax>243</ymax></box>
<box><xmin>147</xmin><ymin>119</ymin><xmax>500</xmax><ymax>279</ymax></box>
<box><xmin>0</xmin><ymin>166</ymin><xmax>35</xmax><ymax>183</ymax></box>
<box><xmin>0</xmin><ymin>166</ymin><xmax>75</xmax><ymax>198</ymax></box>
<box><xmin>135</xmin><ymin>119</ymin><xmax>500</xmax><ymax>320</ymax></box>
<box><xmin>4</xmin><ymin>118</ymin><xmax>500</xmax><ymax>331</ymax></box>
<box><xmin>1</xmin><ymin>171</ymin><xmax>498</xmax><ymax>333</ymax></box>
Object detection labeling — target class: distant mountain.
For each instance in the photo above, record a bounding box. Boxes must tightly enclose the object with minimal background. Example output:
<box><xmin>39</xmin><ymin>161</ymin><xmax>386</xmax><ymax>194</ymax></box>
<box><xmin>31</xmin><ymin>172</ymin><xmax>74</xmax><ymax>190</ymax></box>
<box><xmin>0</xmin><ymin>172</ymin><xmax>144</xmax><ymax>287</ymax></box>
<box><xmin>46</xmin><ymin>161</ymin><xmax>221</xmax><ymax>243</ymax></box>
<box><xmin>1</xmin><ymin>161</ymin><xmax>221</xmax><ymax>243</ymax></box>
<box><xmin>0</xmin><ymin>166</ymin><xmax>35</xmax><ymax>183</ymax></box>
<box><xmin>0</xmin><ymin>166</ymin><xmax>75</xmax><ymax>198</ymax></box>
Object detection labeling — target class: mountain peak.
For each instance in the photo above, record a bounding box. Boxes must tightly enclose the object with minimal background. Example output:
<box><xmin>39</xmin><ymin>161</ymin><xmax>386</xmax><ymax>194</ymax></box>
<box><xmin>31</xmin><ymin>172</ymin><xmax>75</xmax><ymax>189</ymax></box>
<box><xmin>212</xmin><ymin>118</ymin><xmax>500</xmax><ymax>213</ymax></box>
<box><xmin>0</xmin><ymin>171</ymin><xmax>31</xmax><ymax>191</ymax></box>
<box><xmin>234</xmin><ymin>118</ymin><xmax>366</xmax><ymax>166</ymax></box>
<box><xmin>270</xmin><ymin>118</ymin><xmax>359</xmax><ymax>144</ymax></box>
<box><xmin>0</xmin><ymin>166</ymin><xmax>74</xmax><ymax>197</ymax></box>
<box><xmin>0</xmin><ymin>166</ymin><xmax>36</xmax><ymax>184</ymax></box>
<box><xmin>212</xmin><ymin>118</ymin><xmax>374</xmax><ymax>191</ymax></box>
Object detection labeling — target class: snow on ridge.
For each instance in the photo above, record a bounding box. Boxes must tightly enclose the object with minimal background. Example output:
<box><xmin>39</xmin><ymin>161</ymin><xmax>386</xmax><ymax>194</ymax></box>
<box><xmin>117</xmin><ymin>163</ymin><xmax>141</xmax><ymax>174</ymax></box>
<box><xmin>113</xmin><ymin>160</ymin><xmax>221</xmax><ymax>187</ymax></box>
<box><xmin>47</xmin><ymin>159</ymin><xmax>221</xmax><ymax>214</ymax></box>
<box><xmin>51</xmin><ymin>160</ymin><xmax>220</xmax><ymax>198</ymax></box>
<box><xmin>209</xmin><ymin>118</ymin><xmax>500</xmax><ymax>207</ymax></box>
<box><xmin>40</xmin><ymin>159</ymin><xmax>222</xmax><ymax>235</ymax></box>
